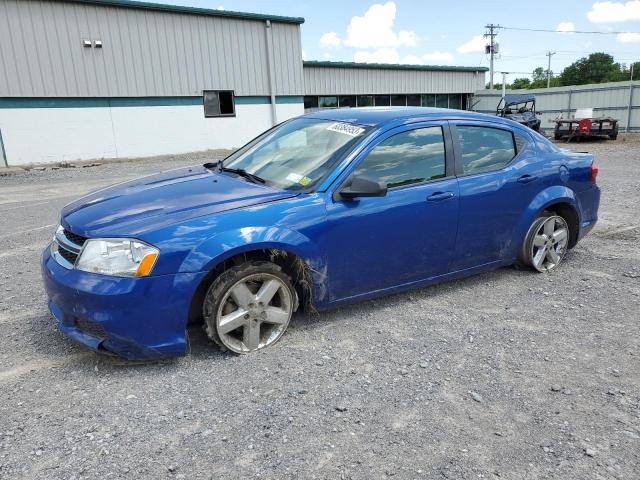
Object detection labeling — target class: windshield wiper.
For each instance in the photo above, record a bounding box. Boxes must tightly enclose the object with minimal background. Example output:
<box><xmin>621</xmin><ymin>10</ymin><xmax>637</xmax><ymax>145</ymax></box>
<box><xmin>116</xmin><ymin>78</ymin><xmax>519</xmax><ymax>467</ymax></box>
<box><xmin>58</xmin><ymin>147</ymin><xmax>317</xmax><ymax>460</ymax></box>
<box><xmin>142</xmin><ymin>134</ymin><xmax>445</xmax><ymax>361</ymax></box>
<box><xmin>203</xmin><ymin>161</ymin><xmax>266</xmax><ymax>184</ymax></box>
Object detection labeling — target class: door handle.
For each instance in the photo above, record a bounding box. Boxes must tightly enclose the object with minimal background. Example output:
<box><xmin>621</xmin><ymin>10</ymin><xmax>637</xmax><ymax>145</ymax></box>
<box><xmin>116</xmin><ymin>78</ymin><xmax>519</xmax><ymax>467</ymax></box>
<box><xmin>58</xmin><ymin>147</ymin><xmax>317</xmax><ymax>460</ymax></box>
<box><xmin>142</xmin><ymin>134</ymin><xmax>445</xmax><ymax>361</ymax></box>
<box><xmin>517</xmin><ymin>174</ymin><xmax>538</xmax><ymax>184</ymax></box>
<box><xmin>427</xmin><ymin>191</ymin><xmax>455</xmax><ymax>202</ymax></box>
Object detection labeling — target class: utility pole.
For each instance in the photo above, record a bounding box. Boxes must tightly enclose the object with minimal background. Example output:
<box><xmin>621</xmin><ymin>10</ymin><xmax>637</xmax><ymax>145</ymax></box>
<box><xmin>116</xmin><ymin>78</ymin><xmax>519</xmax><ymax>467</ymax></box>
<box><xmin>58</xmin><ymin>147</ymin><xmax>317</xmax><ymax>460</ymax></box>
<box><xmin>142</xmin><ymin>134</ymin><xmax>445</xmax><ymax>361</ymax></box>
<box><xmin>546</xmin><ymin>51</ymin><xmax>556</xmax><ymax>88</ymax></box>
<box><xmin>484</xmin><ymin>24</ymin><xmax>500</xmax><ymax>89</ymax></box>
<box><xmin>627</xmin><ymin>63</ymin><xmax>635</xmax><ymax>133</ymax></box>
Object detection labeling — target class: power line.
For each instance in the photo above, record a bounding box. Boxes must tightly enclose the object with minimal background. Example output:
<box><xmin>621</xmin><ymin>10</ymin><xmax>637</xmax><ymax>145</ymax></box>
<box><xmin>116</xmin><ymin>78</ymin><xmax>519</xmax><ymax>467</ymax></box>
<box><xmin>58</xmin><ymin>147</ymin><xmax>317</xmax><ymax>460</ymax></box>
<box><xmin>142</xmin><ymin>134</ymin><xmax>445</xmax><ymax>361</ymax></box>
<box><xmin>501</xmin><ymin>25</ymin><xmax>640</xmax><ymax>35</ymax></box>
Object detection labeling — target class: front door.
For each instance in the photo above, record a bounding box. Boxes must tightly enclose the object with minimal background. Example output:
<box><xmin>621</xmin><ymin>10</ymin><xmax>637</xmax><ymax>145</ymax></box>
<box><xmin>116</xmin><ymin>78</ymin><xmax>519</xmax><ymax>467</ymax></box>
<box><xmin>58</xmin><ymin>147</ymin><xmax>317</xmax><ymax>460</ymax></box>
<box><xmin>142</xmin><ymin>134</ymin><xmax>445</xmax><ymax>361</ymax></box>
<box><xmin>325</xmin><ymin>122</ymin><xmax>460</xmax><ymax>301</ymax></box>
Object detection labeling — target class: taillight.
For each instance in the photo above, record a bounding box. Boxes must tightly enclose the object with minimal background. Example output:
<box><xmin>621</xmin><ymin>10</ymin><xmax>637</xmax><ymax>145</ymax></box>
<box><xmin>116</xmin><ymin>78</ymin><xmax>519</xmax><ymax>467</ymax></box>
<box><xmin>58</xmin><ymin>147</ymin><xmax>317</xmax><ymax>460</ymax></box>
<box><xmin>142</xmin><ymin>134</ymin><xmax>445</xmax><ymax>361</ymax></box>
<box><xmin>591</xmin><ymin>163</ymin><xmax>598</xmax><ymax>184</ymax></box>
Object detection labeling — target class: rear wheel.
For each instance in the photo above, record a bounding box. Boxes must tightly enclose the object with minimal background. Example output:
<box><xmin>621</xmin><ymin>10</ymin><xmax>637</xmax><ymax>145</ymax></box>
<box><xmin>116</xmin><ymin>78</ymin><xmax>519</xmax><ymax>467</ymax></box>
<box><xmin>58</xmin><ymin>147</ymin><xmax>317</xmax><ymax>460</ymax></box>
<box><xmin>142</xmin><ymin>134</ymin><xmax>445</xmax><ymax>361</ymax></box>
<box><xmin>520</xmin><ymin>214</ymin><xmax>570</xmax><ymax>272</ymax></box>
<box><xmin>203</xmin><ymin>261</ymin><xmax>297</xmax><ymax>354</ymax></box>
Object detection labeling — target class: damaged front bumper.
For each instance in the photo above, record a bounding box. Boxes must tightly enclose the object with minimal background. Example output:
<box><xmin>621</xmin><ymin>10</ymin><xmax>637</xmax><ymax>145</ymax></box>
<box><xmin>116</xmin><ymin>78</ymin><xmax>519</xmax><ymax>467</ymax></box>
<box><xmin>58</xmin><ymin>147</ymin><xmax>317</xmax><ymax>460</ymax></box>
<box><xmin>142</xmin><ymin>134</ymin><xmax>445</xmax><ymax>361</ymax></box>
<box><xmin>41</xmin><ymin>246</ymin><xmax>206</xmax><ymax>360</ymax></box>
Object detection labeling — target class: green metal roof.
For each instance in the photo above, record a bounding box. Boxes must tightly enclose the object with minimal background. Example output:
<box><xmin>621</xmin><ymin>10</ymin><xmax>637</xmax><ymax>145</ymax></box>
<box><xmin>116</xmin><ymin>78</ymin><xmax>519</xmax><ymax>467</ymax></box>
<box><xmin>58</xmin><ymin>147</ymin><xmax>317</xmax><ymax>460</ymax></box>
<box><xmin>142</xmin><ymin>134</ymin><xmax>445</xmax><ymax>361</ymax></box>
<box><xmin>61</xmin><ymin>0</ymin><xmax>305</xmax><ymax>24</ymax></box>
<box><xmin>303</xmin><ymin>61</ymin><xmax>488</xmax><ymax>73</ymax></box>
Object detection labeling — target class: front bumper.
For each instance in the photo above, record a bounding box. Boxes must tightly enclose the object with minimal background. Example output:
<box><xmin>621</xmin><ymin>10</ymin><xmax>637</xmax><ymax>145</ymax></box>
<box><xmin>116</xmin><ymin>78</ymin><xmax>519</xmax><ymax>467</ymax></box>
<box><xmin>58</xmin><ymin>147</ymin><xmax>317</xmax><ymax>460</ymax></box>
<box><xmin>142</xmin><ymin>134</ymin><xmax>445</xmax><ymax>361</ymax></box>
<box><xmin>41</xmin><ymin>246</ymin><xmax>207</xmax><ymax>360</ymax></box>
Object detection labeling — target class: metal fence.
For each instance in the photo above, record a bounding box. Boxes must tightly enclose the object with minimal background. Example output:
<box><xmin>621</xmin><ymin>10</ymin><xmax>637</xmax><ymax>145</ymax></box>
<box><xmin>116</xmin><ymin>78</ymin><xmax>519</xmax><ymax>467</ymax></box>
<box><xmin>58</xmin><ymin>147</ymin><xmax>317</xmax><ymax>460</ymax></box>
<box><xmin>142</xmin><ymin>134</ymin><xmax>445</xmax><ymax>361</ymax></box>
<box><xmin>471</xmin><ymin>80</ymin><xmax>640</xmax><ymax>132</ymax></box>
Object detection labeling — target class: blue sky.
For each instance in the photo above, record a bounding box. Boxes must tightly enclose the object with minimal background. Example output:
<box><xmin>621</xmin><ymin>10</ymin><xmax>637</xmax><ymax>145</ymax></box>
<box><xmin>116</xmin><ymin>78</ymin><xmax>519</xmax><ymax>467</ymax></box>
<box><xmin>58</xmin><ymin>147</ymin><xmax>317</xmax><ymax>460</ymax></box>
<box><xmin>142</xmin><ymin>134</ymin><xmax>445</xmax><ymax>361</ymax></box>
<box><xmin>148</xmin><ymin>1</ymin><xmax>639</xmax><ymax>82</ymax></box>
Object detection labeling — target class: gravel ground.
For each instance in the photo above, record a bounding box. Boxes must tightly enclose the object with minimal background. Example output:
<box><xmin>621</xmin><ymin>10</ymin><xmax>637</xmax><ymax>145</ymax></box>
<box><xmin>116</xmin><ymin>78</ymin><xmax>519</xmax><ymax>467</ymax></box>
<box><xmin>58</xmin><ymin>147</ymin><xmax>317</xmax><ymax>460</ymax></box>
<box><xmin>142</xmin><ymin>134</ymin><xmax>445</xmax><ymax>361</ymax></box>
<box><xmin>1</xmin><ymin>137</ymin><xmax>639</xmax><ymax>480</ymax></box>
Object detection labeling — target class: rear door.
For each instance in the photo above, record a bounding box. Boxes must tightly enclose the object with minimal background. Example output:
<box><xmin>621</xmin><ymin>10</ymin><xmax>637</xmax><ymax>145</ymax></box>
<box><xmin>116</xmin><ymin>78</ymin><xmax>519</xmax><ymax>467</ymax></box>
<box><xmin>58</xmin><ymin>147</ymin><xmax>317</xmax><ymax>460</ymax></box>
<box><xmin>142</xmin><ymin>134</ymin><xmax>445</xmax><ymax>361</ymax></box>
<box><xmin>325</xmin><ymin>122</ymin><xmax>460</xmax><ymax>300</ymax></box>
<box><xmin>450</xmin><ymin>121</ymin><xmax>541</xmax><ymax>271</ymax></box>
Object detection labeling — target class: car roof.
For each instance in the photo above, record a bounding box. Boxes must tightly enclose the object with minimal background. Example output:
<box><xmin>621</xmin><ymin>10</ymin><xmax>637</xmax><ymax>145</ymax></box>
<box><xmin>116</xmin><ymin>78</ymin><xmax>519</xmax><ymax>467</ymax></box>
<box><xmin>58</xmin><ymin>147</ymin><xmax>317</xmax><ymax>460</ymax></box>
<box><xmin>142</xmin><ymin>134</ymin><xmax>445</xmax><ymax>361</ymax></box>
<box><xmin>303</xmin><ymin>107</ymin><xmax>507</xmax><ymax>128</ymax></box>
<box><xmin>504</xmin><ymin>94</ymin><xmax>536</xmax><ymax>106</ymax></box>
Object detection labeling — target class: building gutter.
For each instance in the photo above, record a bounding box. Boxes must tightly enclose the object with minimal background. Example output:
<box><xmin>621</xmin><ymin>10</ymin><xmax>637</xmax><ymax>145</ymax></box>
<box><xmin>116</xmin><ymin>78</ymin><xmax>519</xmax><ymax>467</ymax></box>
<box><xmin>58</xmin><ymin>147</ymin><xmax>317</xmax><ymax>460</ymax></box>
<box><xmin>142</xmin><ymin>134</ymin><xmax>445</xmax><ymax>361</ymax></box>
<box><xmin>265</xmin><ymin>20</ymin><xmax>278</xmax><ymax>126</ymax></box>
<box><xmin>0</xmin><ymin>129</ymin><xmax>8</xmax><ymax>167</ymax></box>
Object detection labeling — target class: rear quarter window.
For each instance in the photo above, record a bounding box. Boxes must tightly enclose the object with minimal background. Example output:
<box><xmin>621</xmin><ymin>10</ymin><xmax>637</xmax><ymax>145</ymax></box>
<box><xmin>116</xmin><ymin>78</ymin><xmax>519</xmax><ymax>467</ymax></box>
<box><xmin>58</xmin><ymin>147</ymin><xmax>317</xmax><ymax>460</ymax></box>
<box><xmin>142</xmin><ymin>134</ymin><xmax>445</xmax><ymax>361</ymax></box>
<box><xmin>457</xmin><ymin>126</ymin><xmax>516</xmax><ymax>174</ymax></box>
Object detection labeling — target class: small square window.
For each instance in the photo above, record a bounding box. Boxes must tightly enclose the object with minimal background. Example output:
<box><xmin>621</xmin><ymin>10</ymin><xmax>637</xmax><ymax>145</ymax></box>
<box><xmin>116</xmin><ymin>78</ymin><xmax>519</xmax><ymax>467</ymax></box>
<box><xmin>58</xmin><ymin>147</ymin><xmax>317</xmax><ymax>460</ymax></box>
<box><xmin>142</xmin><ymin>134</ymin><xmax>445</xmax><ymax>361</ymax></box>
<box><xmin>319</xmin><ymin>96</ymin><xmax>338</xmax><ymax>108</ymax></box>
<box><xmin>357</xmin><ymin>95</ymin><xmax>374</xmax><ymax>107</ymax></box>
<box><xmin>421</xmin><ymin>94</ymin><xmax>435</xmax><ymax>107</ymax></box>
<box><xmin>391</xmin><ymin>95</ymin><xmax>406</xmax><ymax>106</ymax></box>
<box><xmin>339</xmin><ymin>96</ymin><xmax>356</xmax><ymax>108</ymax></box>
<box><xmin>448</xmin><ymin>94</ymin><xmax>462</xmax><ymax>110</ymax></box>
<box><xmin>304</xmin><ymin>96</ymin><xmax>319</xmax><ymax>109</ymax></box>
<box><xmin>435</xmin><ymin>94</ymin><xmax>449</xmax><ymax>108</ymax></box>
<box><xmin>407</xmin><ymin>94</ymin><xmax>421</xmax><ymax>106</ymax></box>
<box><xmin>204</xmin><ymin>90</ymin><xmax>235</xmax><ymax>117</ymax></box>
<box><xmin>374</xmin><ymin>95</ymin><xmax>390</xmax><ymax>106</ymax></box>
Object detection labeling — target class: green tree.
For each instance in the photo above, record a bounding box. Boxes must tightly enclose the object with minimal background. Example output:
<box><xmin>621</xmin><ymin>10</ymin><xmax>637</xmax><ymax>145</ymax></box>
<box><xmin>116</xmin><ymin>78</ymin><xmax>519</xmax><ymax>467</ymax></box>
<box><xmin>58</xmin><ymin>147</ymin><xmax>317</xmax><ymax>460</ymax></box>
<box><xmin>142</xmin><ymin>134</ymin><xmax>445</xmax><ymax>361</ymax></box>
<box><xmin>529</xmin><ymin>76</ymin><xmax>562</xmax><ymax>89</ymax></box>
<box><xmin>560</xmin><ymin>52</ymin><xmax>622</xmax><ymax>85</ymax></box>
<box><xmin>532</xmin><ymin>67</ymin><xmax>546</xmax><ymax>82</ymax></box>
<box><xmin>615</xmin><ymin>61</ymin><xmax>640</xmax><ymax>81</ymax></box>
<box><xmin>510</xmin><ymin>77</ymin><xmax>531</xmax><ymax>89</ymax></box>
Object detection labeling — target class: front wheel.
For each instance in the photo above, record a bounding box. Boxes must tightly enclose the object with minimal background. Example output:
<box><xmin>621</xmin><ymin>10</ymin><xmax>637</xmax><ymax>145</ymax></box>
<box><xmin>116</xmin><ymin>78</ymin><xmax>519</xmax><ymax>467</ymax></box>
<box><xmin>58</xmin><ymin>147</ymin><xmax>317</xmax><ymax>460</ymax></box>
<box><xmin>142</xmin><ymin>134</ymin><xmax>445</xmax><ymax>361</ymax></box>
<box><xmin>520</xmin><ymin>214</ymin><xmax>570</xmax><ymax>272</ymax></box>
<box><xmin>203</xmin><ymin>261</ymin><xmax>297</xmax><ymax>354</ymax></box>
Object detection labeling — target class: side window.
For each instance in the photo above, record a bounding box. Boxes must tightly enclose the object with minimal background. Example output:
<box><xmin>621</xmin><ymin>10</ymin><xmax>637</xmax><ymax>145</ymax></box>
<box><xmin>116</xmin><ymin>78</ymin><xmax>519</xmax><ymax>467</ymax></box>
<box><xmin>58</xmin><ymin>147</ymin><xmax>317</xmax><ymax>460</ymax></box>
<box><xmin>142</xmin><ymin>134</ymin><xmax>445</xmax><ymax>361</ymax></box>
<box><xmin>204</xmin><ymin>90</ymin><xmax>235</xmax><ymax>117</ymax></box>
<box><xmin>457</xmin><ymin>126</ymin><xmax>516</xmax><ymax>174</ymax></box>
<box><xmin>353</xmin><ymin>127</ymin><xmax>446</xmax><ymax>189</ymax></box>
<box><xmin>514</xmin><ymin>132</ymin><xmax>529</xmax><ymax>153</ymax></box>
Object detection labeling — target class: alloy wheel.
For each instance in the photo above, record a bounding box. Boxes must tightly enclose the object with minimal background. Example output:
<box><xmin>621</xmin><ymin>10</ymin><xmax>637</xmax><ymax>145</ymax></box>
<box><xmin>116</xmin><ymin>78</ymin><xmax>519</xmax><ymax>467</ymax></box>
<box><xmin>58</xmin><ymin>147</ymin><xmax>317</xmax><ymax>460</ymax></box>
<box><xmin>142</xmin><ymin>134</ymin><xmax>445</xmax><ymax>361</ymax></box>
<box><xmin>530</xmin><ymin>215</ymin><xmax>569</xmax><ymax>272</ymax></box>
<box><xmin>215</xmin><ymin>273</ymin><xmax>293</xmax><ymax>353</ymax></box>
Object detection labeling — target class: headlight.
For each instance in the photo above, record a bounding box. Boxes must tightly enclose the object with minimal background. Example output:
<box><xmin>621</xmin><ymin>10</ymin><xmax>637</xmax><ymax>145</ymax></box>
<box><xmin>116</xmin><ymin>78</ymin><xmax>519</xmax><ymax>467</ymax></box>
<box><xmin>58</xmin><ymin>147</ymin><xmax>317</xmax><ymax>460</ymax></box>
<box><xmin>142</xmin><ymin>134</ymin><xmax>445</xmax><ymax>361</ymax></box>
<box><xmin>76</xmin><ymin>238</ymin><xmax>159</xmax><ymax>277</ymax></box>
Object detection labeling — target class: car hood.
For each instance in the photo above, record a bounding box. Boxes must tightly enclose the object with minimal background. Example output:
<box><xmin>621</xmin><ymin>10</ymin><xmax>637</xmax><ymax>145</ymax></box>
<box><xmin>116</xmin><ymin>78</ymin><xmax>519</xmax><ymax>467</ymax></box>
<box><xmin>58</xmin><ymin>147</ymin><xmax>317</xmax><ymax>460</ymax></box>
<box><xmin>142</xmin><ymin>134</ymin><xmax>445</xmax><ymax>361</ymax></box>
<box><xmin>61</xmin><ymin>166</ymin><xmax>297</xmax><ymax>237</ymax></box>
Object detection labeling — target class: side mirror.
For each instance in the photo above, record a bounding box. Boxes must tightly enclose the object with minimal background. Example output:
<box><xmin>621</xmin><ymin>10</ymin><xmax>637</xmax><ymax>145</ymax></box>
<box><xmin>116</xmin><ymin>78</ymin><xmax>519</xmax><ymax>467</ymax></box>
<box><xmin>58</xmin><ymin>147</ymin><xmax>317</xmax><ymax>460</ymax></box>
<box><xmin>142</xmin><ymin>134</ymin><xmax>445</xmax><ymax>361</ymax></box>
<box><xmin>339</xmin><ymin>175</ymin><xmax>387</xmax><ymax>200</ymax></box>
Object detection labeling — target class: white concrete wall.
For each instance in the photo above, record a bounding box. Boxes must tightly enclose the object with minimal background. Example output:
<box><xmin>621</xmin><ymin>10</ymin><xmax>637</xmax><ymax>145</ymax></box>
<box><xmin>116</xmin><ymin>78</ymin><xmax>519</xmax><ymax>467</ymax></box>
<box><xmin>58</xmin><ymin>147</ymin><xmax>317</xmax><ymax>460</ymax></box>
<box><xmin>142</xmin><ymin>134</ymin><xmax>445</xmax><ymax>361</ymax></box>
<box><xmin>0</xmin><ymin>102</ymin><xmax>304</xmax><ymax>166</ymax></box>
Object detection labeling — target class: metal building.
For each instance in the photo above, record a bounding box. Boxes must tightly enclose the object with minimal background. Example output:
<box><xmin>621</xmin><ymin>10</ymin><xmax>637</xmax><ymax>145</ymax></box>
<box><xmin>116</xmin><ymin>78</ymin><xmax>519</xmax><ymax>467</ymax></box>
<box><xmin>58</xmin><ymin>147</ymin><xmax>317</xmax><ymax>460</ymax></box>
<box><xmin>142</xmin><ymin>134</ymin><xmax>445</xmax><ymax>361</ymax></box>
<box><xmin>303</xmin><ymin>61</ymin><xmax>487</xmax><ymax>111</ymax></box>
<box><xmin>0</xmin><ymin>0</ymin><xmax>486</xmax><ymax>166</ymax></box>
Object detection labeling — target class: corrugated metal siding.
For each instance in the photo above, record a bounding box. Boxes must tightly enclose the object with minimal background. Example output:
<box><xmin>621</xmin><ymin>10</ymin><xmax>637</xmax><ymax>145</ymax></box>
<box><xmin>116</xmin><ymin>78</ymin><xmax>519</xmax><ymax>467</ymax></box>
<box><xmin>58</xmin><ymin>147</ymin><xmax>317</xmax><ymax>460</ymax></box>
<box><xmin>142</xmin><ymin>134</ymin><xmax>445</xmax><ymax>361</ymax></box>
<box><xmin>472</xmin><ymin>81</ymin><xmax>640</xmax><ymax>131</ymax></box>
<box><xmin>303</xmin><ymin>66</ymin><xmax>484</xmax><ymax>95</ymax></box>
<box><xmin>271</xmin><ymin>22</ymin><xmax>303</xmax><ymax>96</ymax></box>
<box><xmin>0</xmin><ymin>0</ymin><xmax>304</xmax><ymax>97</ymax></box>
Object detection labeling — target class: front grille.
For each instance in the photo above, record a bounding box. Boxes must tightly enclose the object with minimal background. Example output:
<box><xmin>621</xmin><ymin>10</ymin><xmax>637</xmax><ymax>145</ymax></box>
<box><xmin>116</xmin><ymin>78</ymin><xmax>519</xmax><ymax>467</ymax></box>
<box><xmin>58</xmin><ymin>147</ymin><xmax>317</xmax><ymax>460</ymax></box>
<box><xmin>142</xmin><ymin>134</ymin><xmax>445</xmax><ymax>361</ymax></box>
<box><xmin>63</xmin><ymin>229</ymin><xmax>87</xmax><ymax>246</ymax></box>
<box><xmin>52</xmin><ymin>227</ymin><xmax>85</xmax><ymax>267</ymax></box>
<box><xmin>58</xmin><ymin>246</ymin><xmax>79</xmax><ymax>264</ymax></box>
<box><xmin>75</xmin><ymin>317</ymin><xmax>107</xmax><ymax>339</ymax></box>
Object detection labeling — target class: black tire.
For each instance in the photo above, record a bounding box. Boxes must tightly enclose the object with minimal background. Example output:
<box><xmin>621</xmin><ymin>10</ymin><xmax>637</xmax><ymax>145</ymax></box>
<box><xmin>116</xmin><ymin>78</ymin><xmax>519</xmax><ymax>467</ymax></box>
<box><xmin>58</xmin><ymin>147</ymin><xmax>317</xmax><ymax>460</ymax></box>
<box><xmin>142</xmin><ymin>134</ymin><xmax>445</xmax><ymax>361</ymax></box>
<box><xmin>518</xmin><ymin>212</ymin><xmax>570</xmax><ymax>273</ymax></box>
<box><xmin>203</xmin><ymin>260</ymin><xmax>298</xmax><ymax>353</ymax></box>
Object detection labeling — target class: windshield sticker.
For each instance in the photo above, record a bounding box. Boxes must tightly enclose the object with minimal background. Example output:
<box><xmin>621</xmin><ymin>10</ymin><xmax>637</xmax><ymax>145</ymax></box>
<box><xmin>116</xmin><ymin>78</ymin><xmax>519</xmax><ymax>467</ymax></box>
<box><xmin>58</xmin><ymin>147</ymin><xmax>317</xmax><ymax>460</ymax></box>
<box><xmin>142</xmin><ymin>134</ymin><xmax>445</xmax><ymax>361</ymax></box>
<box><xmin>286</xmin><ymin>173</ymin><xmax>303</xmax><ymax>183</ymax></box>
<box><xmin>327</xmin><ymin>122</ymin><xmax>365</xmax><ymax>137</ymax></box>
<box><xmin>286</xmin><ymin>172</ymin><xmax>312</xmax><ymax>186</ymax></box>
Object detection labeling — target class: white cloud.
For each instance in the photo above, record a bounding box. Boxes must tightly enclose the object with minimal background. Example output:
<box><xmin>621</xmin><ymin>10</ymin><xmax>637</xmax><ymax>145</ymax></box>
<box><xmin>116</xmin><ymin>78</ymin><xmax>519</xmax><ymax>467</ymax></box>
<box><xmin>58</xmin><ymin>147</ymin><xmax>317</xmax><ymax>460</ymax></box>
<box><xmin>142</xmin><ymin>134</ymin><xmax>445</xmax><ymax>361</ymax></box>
<box><xmin>422</xmin><ymin>51</ymin><xmax>454</xmax><ymax>62</ymax></box>
<box><xmin>323</xmin><ymin>52</ymin><xmax>333</xmax><ymax>59</ymax></box>
<box><xmin>344</xmin><ymin>2</ymin><xmax>418</xmax><ymax>49</ymax></box>
<box><xmin>319</xmin><ymin>32</ymin><xmax>342</xmax><ymax>49</ymax></box>
<box><xmin>401</xmin><ymin>55</ymin><xmax>423</xmax><ymax>64</ymax></box>
<box><xmin>354</xmin><ymin>48</ymin><xmax>400</xmax><ymax>64</ymax></box>
<box><xmin>556</xmin><ymin>21</ymin><xmax>576</xmax><ymax>33</ymax></box>
<box><xmin>617</xmin><ymin>31</ymin><xmax>640</xmax><ymax>42</ymax></box>
<box><xmin>457</xmin><ymin>35</ymin><xmax>486</xmax><ymax>54</ymax></box>
<box><xmin>587</xmin><ymin>1</ymin><xmax>640</xmax><ymax>23</ymax></box>
<box><xmin>216</xmin><ymin>5</ymin><xmax>225</xmax><ymax>10</ymax></box>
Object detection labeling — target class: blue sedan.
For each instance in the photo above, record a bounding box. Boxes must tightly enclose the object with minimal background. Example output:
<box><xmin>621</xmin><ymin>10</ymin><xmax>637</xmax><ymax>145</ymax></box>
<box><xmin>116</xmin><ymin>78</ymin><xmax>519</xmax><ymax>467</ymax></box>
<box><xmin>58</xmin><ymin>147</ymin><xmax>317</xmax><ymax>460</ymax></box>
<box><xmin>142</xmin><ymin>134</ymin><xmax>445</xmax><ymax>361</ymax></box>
<box><xmin>42</xmin><ymin>108</ymin><xmax>600</xmax><ymax>358</ymax></box>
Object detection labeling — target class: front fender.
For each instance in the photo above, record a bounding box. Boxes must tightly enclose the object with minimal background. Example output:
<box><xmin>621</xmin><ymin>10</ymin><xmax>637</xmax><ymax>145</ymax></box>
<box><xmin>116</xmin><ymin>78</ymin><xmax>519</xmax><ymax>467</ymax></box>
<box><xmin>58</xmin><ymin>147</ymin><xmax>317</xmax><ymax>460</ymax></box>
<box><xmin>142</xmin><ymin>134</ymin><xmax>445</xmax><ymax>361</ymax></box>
<box><xmin>514</xmin><ymin>185</ymin><xmax>580</xmax><ymax>251</ymax></box>
<box><xmin>180</xmin><ymin>226</ymin><xmax>329</xmax><ymax>306</ymax></box>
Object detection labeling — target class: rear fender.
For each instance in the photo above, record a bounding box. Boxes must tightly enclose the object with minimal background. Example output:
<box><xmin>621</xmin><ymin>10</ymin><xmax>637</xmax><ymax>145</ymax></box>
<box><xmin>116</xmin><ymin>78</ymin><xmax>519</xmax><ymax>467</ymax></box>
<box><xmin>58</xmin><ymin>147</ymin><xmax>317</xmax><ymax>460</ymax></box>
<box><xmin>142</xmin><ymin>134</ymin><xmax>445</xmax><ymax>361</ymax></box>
<box><xmin>514</xmin><ymin>186</ymin><xmax>580</xmax><ymax>255</ymax></box>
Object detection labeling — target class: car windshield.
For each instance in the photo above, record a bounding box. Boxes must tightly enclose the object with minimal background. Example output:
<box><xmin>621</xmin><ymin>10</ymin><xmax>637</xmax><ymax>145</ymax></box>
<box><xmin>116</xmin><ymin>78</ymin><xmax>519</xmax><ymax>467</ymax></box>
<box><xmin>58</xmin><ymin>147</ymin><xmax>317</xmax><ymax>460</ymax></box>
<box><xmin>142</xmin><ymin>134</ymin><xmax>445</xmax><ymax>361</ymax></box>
<box><xmin>221</xmin><ymin>118</ymin><xmax>370</xmax><ymax>191</ymax></box>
